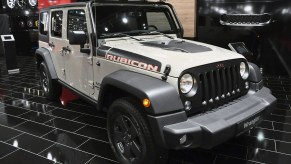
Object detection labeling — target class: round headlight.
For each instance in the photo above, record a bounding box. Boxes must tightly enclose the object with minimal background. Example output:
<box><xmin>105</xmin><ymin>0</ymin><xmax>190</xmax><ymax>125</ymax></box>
<box><xmin>180</xmin><ymin>74</ymin><xmax>194</xmax><ymax>94</ymax></box>
<box><xmin>240</xmin><ymin>62</ymin><xmax>249</xmax><ymax>80</ymax></box>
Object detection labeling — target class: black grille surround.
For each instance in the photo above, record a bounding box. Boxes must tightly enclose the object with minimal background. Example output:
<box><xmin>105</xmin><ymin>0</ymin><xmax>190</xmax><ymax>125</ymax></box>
<box><xmin>179</xmin><ymin>59</ymin><xmax>249</xmax><ymax>116</ymax></box>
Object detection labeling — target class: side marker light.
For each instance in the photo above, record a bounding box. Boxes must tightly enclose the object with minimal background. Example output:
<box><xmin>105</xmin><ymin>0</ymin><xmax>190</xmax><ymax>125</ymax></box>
<box><xmin>143</xmin><ymin>99</ymin><xmax>151</xmax><ymax>108</ymax></box>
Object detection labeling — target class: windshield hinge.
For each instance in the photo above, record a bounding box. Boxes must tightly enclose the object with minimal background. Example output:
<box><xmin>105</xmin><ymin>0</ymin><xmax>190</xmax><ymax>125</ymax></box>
<box><xmin>88</xmin><ymin>80</ymin><xmax>94</xmax><ymax>88</ymax></box>
<box><xmin>162</xmin><ymin>64</ymin><xmax>171</xmax><ymax>81</ymax></box>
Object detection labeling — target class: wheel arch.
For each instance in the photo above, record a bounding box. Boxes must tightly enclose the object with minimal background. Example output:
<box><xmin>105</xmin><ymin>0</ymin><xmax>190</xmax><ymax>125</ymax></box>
<box><xmin>98</xmin><ymin>84</ymin><xmax>140</xmax><ymax>111</ymax></box>
<box><xmin>35</xmin><ymin>48</ymin><xmax>58</xmax><ymax>80</ymax></box>
<box><xmin>98</xmin><ymin>70</ymin><xmax>184</xmax><ymax>115</ymax></box>
<box><xmin>248</xmin><ymin>62</ymin><xmax>262</xmax><ymax>83</ymax></box>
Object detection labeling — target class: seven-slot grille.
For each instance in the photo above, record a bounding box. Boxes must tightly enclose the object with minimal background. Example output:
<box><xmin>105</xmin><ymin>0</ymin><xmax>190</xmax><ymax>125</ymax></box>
<box><xmin>199</xmin><ymin>65</ymin><xmax>241</xmax><ymax>106</ymax></box>
<box><xmin>220</xmin><ymin>14</ymin><xmax>271</xmax><ymax>26</ymax></box>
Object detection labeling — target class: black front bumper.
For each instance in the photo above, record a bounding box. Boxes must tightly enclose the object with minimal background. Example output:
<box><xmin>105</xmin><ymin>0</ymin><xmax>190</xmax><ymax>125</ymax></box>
<box><xmin>148</xmin><ymin>87</ymin><xmax>276</xmax><ymax>149</ymax></box>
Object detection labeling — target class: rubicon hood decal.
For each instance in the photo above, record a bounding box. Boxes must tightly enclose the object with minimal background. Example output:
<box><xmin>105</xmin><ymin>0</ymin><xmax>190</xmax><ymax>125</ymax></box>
<box><xmin>97</xmin><ymin>46</ymin><xmax>162</xmax><ymax>72</ymax></box>
<box><xmin>141</xmin><ymin>40</ymin><xmax>212</xmax><ymax>53</ymax></box>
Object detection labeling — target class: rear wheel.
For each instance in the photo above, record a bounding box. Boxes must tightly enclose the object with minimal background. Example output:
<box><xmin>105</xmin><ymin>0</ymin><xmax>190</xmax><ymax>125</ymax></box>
<box><xmin>107</xmin><ymin>98</ymin><xmax>168</xmax><ymax>164</ymax></box>
<box><xmin>39</xmin><ymin>62</ymin><xmax>61</xmax><ymax>100</ymax></box>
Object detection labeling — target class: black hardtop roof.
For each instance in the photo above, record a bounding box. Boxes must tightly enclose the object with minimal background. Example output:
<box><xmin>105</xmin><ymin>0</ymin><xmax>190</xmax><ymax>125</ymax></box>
<box><xmin>40</xmin><ymin>0</ymin><xmax>167</xmax><ymax>11</ymax></box>
<box><xmin>40</xmin><ymin>2</ymin><xmax>87</xmax><ymax>11</ymax></box>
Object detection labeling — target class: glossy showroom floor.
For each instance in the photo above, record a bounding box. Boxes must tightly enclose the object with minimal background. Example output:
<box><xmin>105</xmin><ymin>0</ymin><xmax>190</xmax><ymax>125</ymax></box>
<box><xmin>0</xmin><ymin>56</ymin><xmax>291</xmax><ymax>164</ymax></box>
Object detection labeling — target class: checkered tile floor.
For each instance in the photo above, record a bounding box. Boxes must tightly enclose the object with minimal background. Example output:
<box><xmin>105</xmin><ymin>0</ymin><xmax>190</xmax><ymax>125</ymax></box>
<box><xmin>0</xmin><ymin>56</ymin><xmax>290</xmax><ymax>164</ymax></box>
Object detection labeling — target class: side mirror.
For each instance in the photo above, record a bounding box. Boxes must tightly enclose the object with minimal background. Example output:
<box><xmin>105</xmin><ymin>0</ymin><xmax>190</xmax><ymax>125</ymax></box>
<box><xmin>80</xmin><ymin>48</ymin><xmax>91</xmax><ymax>54</ymax></box>
<box><xmin>68</xmin><ymin>31</ymin><xmax>87</xmax><ymax>45</ymax></box>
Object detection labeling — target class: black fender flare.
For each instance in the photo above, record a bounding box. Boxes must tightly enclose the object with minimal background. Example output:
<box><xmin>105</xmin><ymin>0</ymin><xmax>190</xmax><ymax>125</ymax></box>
<box><xmin>35</xmin><ymin>48</ymin><xmax>58</xmax><ymax>80</ymax></box>
<box><xmin>248</xmin><ymin>62</ymin><xmax>264</xmax><ymax>91</ymax></box>
<box><xmin>248</xmin><ymin>62</ymin><xmax>262</xmax><ymax>83</ymax></box>
<box><xmin>98</xmin><ymin>70</ymin><xmax>184</xmax><ymax>115</ymax></box>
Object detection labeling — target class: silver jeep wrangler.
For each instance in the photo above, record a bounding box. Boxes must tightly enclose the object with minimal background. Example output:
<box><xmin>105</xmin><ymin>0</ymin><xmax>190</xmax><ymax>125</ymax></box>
<box><xmin>36</xmin><ymin>1</ymin><xmax>276</xmax><ymax>164</ymax></box>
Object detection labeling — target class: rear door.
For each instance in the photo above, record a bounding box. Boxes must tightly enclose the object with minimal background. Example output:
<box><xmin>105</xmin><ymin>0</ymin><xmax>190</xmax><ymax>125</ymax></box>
<box><xmin>39</xmin><ymin>11</ymin><xmax>50</xmax><ymax>52</ymax></box>
<box><xmin>49</xmin><ymin>9</ymin><xmax>66</xmax><ymax>82</ymax></box>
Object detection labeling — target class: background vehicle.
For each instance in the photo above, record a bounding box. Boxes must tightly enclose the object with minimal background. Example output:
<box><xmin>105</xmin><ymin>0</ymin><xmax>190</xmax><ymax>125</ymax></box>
<box><xmin>197</xmin><ymin>0</ymin><xmax>291</xmax><ymax>77</ymax></box>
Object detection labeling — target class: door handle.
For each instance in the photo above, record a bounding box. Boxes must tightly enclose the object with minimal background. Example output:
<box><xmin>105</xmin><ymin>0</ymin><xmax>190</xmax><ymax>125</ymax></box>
<box><xmin>48</xmin><ymin>42</ymin><xmax>55</xmax><ymax>48</ymax></box>
<box><xmin>66</xmin><ymin>46</ymin><xmax>71</xmax><ymax>52</ymax></box>
<box><xmin>62</xmin><ymin>46</ymin><xmax>71</xmax><ymax>53</ymax></box>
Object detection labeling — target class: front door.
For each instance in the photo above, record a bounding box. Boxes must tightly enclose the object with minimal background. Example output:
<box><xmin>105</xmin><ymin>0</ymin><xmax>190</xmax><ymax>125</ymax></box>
<box><xmin>49</xmin><ymin>10</ymin><xmax>66</xmax><ymax>82</ymax></box>
<box><xmin>63</xmin><ymin>8</ymin><xmax>95</xmax><ymax>96</ymax></box>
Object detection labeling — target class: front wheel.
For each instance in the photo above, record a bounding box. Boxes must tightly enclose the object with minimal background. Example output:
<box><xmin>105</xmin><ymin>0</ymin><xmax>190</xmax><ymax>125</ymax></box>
<box><xmin>107</xmin><ymin>98</ymin><xmax>168</xmax><ymax>164</ymax></box>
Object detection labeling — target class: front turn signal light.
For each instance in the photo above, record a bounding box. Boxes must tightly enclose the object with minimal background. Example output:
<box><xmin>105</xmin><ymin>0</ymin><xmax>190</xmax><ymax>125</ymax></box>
<box><xmin>143</xmin><ymin>99</ymin><xmax>151</xmax><ymax>108</ymax></box>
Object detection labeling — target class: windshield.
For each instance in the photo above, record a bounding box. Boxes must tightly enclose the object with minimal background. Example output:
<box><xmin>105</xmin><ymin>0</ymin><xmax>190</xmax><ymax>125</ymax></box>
<box><xmin>91</xmin><ymin>5</ymin><xmax>178</xmax><ymax>38</ymax></box>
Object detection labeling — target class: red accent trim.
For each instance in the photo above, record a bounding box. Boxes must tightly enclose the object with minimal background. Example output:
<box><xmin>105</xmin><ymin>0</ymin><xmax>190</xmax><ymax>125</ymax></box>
<box><xmin>59</xmin><ymin>87</ymin><xmax>79</xmax><ymax>106</ymax></box>
<box><xmin>38</xmin><ymin>0</ymin><xmax>75</xmax><ymax>9</ymax></box>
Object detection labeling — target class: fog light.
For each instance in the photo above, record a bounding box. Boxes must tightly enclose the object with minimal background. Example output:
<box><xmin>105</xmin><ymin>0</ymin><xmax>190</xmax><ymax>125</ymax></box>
<box><xmin>180</xmin><ymin>135</ymin><xmax>187</xmax><ymax>144</ymax></box>
<box><xmin>245</xmin><ymin>81</ymin><xmax>249</xmax><ymax>89</ymax></box>
<box><xmin>185</xmin><ymin>101</ymin><xmax>192</xmax><ymax>111</ymax></box>
<box><xmin>257</xmin><ymin>131</ymin><xmax>265</xmax><ymax>142</ymax></box>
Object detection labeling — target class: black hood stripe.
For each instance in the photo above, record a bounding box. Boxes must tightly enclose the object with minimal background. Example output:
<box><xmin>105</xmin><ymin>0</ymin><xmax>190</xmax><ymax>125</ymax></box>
<box><xmin>97</xmin><ymin>46</ymin><xmax>111</xmax><ymax>57</ymax></box>
<box><xmin>141</xmin><ymin>40</ymin><xmax>212</xmax><ymax>53</ymax></box>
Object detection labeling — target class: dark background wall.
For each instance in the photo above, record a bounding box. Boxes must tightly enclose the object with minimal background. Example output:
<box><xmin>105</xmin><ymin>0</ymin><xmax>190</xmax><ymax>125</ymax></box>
<box><xmin>196</xmin><ymin>0</ymin><xmax>291</xmax><ymax>77</ymax></box>
<box><xmin>0</xmin><ymin>0</ymin><xmax>38</xmax><ymax>55</ymax></box>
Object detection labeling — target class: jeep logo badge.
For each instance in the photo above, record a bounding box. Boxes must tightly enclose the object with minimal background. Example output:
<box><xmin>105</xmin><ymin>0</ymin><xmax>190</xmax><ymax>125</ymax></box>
<box><xmin>216</xmin><ymin>63</ymin><xmax>225</xmax><ymax>69</ymax></box>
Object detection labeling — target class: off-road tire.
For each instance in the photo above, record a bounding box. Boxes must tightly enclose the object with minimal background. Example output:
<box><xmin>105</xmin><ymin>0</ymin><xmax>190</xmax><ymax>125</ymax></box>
<box><xmin>107</xmin><ymin>98</ymin><xmax>168</xmax><ymax>164</ymax></box>
<box><xmin>39</xmin><ymin>62</ymin><xmax>61</xmax><ymax>100</ymax></box>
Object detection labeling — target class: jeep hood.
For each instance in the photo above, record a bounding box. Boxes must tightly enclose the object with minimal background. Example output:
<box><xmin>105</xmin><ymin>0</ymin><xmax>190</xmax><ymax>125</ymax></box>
<box><xmin>100</xmin><ymin>37</ymin><xmax>245</xmax><ymax>77</ymax></box>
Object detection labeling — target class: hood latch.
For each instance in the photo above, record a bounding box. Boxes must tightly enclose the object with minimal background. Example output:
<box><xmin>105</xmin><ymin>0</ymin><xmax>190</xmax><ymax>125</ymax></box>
<box><xmin>162</xmin><ymin>64</ymin><xmax>171</xmax><ymax>81</ymax></box>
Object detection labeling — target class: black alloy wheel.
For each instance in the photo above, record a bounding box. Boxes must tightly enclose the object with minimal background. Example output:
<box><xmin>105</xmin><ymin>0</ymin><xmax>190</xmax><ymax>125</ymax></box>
<box><xmin>107</xmin><ymin>98</ymin><xmax>168</xmax><ymax>164</ymax></box>
<box><xmin>40</xmin><ymin>64</ymin><xmax>49</xmax><ymax>94</ymax></box>
<box><xmin>113</xmin><ymin>115</ymin><xmax>144</xmax><ymax>162</ymax></box>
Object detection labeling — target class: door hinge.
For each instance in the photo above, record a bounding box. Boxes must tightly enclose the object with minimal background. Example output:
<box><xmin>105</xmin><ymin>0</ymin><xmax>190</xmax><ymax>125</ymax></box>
<box><xmin>88</xmin><ymin>81</ymin><xmax>101</xmax><ymax>90</ymax></box>
<box><xmin>88</xmin><ymin>80</ymin><xmax>94</xmax><ymax>88</ymax></box>
<box><xmin>87</xmin><ymin>57</ymin><xmax>93</xmax><ymax>65</ymax></box>
<box><xmin>61</xmin><ymin>68</ymin><xmax>66</xmax><ymax>76</ymax></box>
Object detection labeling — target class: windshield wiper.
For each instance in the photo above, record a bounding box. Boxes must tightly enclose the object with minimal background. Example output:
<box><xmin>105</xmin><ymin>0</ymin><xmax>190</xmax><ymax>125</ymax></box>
<box><xmin>101</xmin><ymin>33</ymin><xmax>143</xmax><ymax>41</ymax></box>
<box><xmin>141</xmin><ymin>31</ymin><xmax>175</xmax><ymax>39</ymax></box>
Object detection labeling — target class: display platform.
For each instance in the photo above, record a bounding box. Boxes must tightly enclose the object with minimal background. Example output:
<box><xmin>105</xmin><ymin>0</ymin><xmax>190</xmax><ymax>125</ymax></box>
<box><xmin>0</xmin><ymin>56</ymin><xmax>290</xmax><ymax>164</ymax></box>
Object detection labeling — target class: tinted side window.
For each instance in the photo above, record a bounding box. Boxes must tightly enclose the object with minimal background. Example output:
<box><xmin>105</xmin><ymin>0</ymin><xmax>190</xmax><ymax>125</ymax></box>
<box><xmin>67</xmin><ymin>10</ymin><xmax>87</xmax><ymax>38</ymax></box>
<box><xmin>40</xmin><ymin>12</ymin><xmax>49</xmax><ymax>35</ymax></box>
<box><xmin>51</xmin><ymin>11</ymin><xmax>63</xmax><ymax>38</ymax></box>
